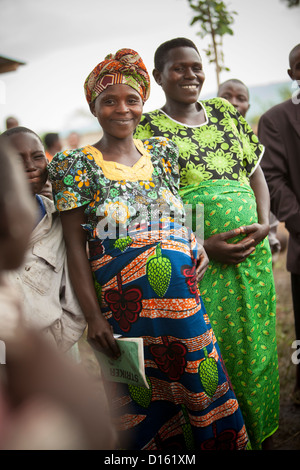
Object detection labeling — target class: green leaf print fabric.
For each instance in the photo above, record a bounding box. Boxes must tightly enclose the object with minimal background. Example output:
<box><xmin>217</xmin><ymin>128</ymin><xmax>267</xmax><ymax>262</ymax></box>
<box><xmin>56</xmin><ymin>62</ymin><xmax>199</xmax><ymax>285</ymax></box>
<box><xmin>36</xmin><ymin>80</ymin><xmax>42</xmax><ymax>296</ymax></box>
<box><xmin>180</xmin><ymin>180</ymin><xmax>279</xmax><ymax>449</ymax></box>
<box><xmin>135</xmin><ymin>98</ymin><xmax>280</xmax><ymax>449</ymax></box>
<box><xmin>134</xmin><ymin>98</ymin><xmax>264</xmax><ymax>187</ymax></box>
<box><xmin>47</xmin><ymin>138</ymin><xmax>185</xmax><ymax>236</ymax></box>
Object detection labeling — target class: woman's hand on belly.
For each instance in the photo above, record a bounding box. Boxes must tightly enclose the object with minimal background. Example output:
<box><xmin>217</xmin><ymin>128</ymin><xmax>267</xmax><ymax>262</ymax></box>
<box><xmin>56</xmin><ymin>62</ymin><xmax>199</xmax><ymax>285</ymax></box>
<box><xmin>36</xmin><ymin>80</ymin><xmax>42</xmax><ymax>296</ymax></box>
<box><xmin>236</xmin><ymin>223</ymin><xmax>270</xmax><ymax>250</ymax></box>
<box><xmin>204</xmin><ymin>227</ymin><xmax>256</xmax><ymax>265</ymax></box>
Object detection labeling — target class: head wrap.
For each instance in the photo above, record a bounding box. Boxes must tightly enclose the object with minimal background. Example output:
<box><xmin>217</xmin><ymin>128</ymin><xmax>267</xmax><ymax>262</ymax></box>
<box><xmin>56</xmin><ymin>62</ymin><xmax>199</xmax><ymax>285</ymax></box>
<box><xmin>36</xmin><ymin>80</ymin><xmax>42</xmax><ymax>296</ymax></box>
<box><xmin>84</xmin><ymin>48</ymin><xmax>150</xmax><ymax>105</ymax></box>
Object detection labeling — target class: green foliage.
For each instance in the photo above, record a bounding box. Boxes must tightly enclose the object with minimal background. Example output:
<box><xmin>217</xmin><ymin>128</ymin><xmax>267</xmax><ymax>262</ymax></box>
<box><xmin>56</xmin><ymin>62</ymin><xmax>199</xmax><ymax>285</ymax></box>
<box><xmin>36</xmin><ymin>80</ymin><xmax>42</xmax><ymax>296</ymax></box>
<box><xmin>248</xmin><ymin>83</ymin><xmax>292</xmax><ymax>127</ymax></box>
<box><xmin>281</xmin><ymin>0</ymin><xmax>299</xmax><ymax>7</ymax></box>
<box><xmin>187</xmin><ymin>0</ymin><xmax>237</xmax><ymax>86</ymax></box>
<box><xmin>189</xmin><ymin>0</ymin><xmax>236</xmax><ymax>37</ymax></box>
<box><xmin>278</xmin><ymin>83</ymin><xmax>292</xmax><ymax>101</ymax></box>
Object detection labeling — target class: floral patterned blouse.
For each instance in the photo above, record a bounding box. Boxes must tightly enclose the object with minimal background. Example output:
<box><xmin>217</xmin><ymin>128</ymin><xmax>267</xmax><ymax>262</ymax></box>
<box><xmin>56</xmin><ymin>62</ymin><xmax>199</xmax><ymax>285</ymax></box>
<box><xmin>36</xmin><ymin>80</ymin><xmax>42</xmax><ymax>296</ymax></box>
<box><xmin>134</xmin><ymin>98</ymin><xmax>264</xmax><ymax>187</ymax></box>
<box><xmin>48</xmin><ymin>137</ymin><xmax>185</xmax><ymax>240</ymax></box>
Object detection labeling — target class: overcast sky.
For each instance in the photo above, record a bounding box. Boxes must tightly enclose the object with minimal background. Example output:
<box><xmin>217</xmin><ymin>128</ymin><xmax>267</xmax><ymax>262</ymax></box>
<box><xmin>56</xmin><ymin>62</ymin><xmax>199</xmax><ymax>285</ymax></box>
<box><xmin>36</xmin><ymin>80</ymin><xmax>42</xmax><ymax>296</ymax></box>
<box><xmin>0</xmin><ymin>0</ymin><xmax>299</xmax><ymax>135</ymax></box>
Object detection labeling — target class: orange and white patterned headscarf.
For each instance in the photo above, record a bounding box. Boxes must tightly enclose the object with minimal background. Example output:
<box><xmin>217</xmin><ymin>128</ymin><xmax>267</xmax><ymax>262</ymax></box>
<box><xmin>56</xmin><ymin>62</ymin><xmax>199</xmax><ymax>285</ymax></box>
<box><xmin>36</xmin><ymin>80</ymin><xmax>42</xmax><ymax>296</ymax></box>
<box><xmin>84</xmin><ymin>48</ymin><xmax>150</xmax><ymax>105</ymax></box>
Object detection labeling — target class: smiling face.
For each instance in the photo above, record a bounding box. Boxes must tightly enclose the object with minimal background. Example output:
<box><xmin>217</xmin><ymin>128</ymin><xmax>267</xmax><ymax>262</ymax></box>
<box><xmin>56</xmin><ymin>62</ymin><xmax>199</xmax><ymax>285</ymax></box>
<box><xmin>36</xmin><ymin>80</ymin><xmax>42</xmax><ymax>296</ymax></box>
<box><xmin>153</xmin><ymin>46</ymin><xmax>205</xmax><ymax>105</ymax></box>
<box><xmin>90</xmin><ymin>84</ymin><xmax>143</xmax><ymax>140</ymax></box>
<box><xmin>218</xmin><ymin>80</ymin><xmax>250</xmax><ymax>117</ymax></box>
<box><xmin>7</xmin><ymin>132</ymin><xmax>48</xmax><ymax>196</ymax></box>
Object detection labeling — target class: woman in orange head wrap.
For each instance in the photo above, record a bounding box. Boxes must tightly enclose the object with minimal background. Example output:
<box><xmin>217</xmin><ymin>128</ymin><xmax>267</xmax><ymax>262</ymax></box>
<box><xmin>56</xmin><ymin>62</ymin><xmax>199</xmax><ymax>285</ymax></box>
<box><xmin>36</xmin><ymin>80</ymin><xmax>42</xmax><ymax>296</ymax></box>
<box><xmin>48</xmin><ymin>48</ymin><xmax>248</xmax><ymax>451</ymax></box>
<box><xmin>84</xmin><ymin>48</ymin><xmax>150</xmax><ymax>105</ymax></box>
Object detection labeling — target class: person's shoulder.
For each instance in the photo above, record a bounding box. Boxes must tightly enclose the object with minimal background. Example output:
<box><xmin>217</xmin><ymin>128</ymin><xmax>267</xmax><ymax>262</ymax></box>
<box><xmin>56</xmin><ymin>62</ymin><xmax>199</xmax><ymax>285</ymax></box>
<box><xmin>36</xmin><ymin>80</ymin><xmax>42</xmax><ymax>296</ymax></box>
<box><xmin>140</xmin><ymin>137</ymin><xmax>179</xmax><ymax>166</ymax></box>
<box><xmin>261</xmin><ymin>98</ymin><xmax>293</xmax><ymax>120</ymax></box>
<box><xmin>139</xmin><ymin>109</ymin><xmax>162</xmax><ymax>123</ymax></box>
<box><xmin>39</xmin><ymin>194</ymin><xmax>56</xmax><ymax>213</ymax></box>
<box><xmin>36</xmin><ymin>195</ymin><xmax>63</xmax><ymax>231</ymax></box>
<box><xmin>33</xmin><ymin>196</ymin><xmax>65</xmax><ymax>256</ymax></box>
<box><xmin>51</xmin><ymin>146</ymin><xmax>94</xmax><ymax>162</ymax></box>
<box><xmin>48</xmin><ymin>146</ymin><xmax>97</xmax><ymax>176</ymax></box>
<box><xmin>141</xmin><ymin>136</ymin><xmax>177</xmax><ymax>152</ymax></box>
<box><xmin>202</xmin><ymin>97</ymin><xmax>238</xmax><ymax>116</ymax></box>
<box><xmin>202</xmin><ymin>96</ymin><xmax>233</xmax><ymax>108</ymax></box>
<box><xmin>142</xmin><ymin>108</ymin><xmax>162</xmax><ymax>118</ymax></box>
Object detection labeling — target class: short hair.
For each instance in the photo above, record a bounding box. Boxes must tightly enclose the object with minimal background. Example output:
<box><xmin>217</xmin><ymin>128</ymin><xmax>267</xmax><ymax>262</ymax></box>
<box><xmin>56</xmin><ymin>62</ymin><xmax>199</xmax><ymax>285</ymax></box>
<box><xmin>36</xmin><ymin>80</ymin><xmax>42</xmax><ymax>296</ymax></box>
<box><xmin>43</xmin><ymin>132</ymin><xmax>59</xmax><ymax>149</ymax></box>
<box><xmin>154</xmin><ymin>37</ymin><xmax>200</xmax><ymax>72</ymax></box>
<box><xmin>289</xmin><ymin>43</ymin><xmax>300</xmax><ymax>68</ymax></box>
<box><xmin>218</xmin><ymin>79</ymin><xmax>250</xmax><ymax>99</ymax></box>
<box><xmin>1</xmin><ymin>126</ymin><xmax>43</xmax><ymax>143</ymax></box>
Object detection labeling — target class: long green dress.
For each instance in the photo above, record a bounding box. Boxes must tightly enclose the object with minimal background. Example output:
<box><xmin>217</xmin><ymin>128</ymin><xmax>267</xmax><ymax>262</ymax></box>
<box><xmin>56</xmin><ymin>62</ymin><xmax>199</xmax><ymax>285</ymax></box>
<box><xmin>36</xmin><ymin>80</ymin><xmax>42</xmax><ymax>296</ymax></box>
<box><xmin>135</xmin><ymin>98</ymin><xmax>279</xmax><ymax>449</ymax></box>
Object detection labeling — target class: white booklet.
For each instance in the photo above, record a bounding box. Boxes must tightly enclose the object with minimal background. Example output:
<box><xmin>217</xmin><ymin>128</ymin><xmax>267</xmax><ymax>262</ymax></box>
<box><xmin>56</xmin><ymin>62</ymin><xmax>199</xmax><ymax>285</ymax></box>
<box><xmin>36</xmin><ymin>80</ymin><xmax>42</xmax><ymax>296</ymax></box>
<box><xmin>91</xmin><ymin>336</ymin><xmax>149</xmax><ymax>389</ymax></box>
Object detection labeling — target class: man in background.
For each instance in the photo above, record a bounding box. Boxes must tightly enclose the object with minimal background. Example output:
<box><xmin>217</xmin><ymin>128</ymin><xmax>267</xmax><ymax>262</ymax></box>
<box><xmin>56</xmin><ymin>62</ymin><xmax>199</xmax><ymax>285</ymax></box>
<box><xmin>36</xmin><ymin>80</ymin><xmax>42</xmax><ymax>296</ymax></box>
<box><xmin>258</xmin><ymin>44</ymin><xmax>300</xmax><ymax>406</ymax></box>
<box><xmin>43</xmin><ymin>132</ymin><xmax>62</xmax><ymax>162</ymax></box>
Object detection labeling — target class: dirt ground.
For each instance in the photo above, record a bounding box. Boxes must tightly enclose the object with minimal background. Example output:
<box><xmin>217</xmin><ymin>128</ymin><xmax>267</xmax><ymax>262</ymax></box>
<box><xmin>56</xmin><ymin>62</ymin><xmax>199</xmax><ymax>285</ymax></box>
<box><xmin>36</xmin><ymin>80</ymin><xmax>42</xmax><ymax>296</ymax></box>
<box><xmin>271</xmin><ymin>244</ymin><xmax>300</xmax><ymax>450</ymax></box>
<box><xmin>78</xmin><ymin>227</ymin><xmax>300</xmax><ymax>451</ymax></box>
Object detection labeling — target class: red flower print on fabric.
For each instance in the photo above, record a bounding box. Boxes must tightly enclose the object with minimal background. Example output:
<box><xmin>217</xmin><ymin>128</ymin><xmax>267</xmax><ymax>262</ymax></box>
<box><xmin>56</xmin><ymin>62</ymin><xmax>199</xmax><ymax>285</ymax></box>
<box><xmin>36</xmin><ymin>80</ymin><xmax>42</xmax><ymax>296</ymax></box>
<box><xmin>88</xmin><ymin>240</ymin><xmax>104</xmax><ymax>258</ymax></box>
<box><xmin>181</xmin><ymin>263</ymin><xmax>200</xmax><ymax>303</ymax></box>
<box><xmin>104</xmin><ymin>273</ymin><xmax>142</xmax><ymax>332</ymax></box>
<box><xmin>149</xmin><ymin>336</ymin><xmax>187</xmax><ymax>381</ymax></box>
<box><xmin>200</xmin><ymin>422</ymin><xmax>237</xmax><ymax>450</ymax></box>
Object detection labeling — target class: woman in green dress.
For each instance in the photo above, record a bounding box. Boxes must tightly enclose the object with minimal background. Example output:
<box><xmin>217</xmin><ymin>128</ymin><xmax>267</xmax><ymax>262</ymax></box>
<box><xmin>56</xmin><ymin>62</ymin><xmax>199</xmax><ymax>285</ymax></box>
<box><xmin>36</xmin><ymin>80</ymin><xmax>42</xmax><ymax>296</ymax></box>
<box><xmin>135</xmin><ymin>37</ymin><xmax>279</xmax><ymax>450</ymax></box>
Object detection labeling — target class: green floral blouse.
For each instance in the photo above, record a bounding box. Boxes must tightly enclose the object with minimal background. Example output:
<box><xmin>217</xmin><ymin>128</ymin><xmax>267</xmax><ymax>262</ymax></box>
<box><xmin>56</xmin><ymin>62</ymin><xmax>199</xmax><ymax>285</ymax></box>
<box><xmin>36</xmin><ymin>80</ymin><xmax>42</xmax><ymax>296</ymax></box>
<box><xmin>134</xmin><ymin>98</ymin><xmax>264</xmax><ymax>187</ymax></box>
<box><xmin>47</xmin><ymin>137</ymin><xmax>185</xmax><ymax>239</ymax></box>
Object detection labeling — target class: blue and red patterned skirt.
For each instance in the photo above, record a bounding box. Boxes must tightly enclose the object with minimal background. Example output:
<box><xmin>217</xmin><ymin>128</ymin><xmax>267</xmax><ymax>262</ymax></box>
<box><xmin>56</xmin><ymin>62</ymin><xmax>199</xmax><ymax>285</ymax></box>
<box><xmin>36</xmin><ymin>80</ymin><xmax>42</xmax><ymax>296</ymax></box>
<box><xmin>88</xmin><ymin>222</ymin><xmax>248</xmax><ymax>450</ymax></box>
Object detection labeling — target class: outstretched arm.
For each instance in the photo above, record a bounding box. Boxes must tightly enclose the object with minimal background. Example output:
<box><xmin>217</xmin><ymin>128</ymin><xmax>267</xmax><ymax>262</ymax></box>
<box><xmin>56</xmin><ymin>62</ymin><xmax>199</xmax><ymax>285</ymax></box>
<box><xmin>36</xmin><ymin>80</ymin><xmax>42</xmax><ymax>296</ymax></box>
<box><xmin>203</xmin><ymin>228</ymin><xmax>256</xmax><ymax>265</ymax></box>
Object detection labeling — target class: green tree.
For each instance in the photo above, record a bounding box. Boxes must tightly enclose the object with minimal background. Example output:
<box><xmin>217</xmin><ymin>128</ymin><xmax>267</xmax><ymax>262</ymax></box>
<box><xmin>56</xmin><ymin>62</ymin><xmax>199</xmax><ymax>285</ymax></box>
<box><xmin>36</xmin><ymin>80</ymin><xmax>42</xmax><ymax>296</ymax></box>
<box><xmin>187</xmin><ymin>0</ymin><xmax>236</xmax><ymax>87</ymax></box>
<box><xmin>281</xmin><ymin>0</ymin><xmax>299</xmax><ymax>7</ymax></box>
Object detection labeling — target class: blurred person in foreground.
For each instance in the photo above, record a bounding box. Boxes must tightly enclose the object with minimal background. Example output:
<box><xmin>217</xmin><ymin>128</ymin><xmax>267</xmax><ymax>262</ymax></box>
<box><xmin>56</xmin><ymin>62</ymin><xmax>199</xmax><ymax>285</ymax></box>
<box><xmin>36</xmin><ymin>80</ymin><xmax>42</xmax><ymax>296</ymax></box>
<box><xmin>0</xmin><ymin>141</ymin><xmax>116</xmax><ymax>449</ymax></box>
<box><xmin>258</xmin><ymin>43</ymin><xmax>300</xmax><ymax>406</ymax></box>
<box><xmin>5</xmin><ymin>116</ymin><xmax>19</xmax><ymax>130</ymax></box>
<box><xmin>1</xmin><ymin>127</ymin><xmax>86</xmax><ymax>354</ymax></box>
